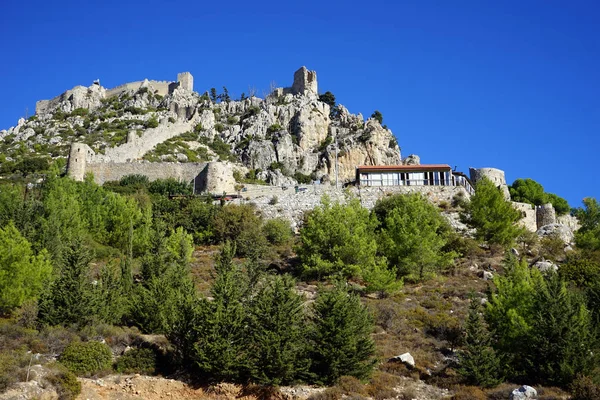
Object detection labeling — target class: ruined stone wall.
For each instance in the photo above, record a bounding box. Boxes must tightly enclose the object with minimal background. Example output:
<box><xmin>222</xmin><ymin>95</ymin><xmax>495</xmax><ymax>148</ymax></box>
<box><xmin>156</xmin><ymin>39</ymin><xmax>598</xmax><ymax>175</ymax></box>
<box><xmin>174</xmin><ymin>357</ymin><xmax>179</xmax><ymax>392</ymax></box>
<box><xmin>36</xmin><ymin>85</ymin><xmax>92</xmax><ymax>114</ymax></box>
<box><xmin>86</xmin><ymin>161</ymin><xmax>207</xmax><ymax>185</ymax></box>
<box><xmin>557</xmin><ymin>214</ymin><xmax>581</xmax><ymax>230</ymax></box>
<box><xmin>512</xmin><ymin>201</ymin><xmax>537</xmax><ymax>232</ymax></box>
<box><xmin>230</xmin><ymin>185</ymin><xmax>469</xmax><ymax>229</ymax></box>
<box><xmin>291</xmin><ymin>66</ymin><xmax>318</xmax><ymax>97</ymax></box>
<box><xmin>93</xmin><ymin>119</ymin><xmax>195</xmax><ymax>163</ymax></box>
<box><xmin>105</xmin><ymin>80</ymin><xmax>174</xmax><ymax>98</ymax></box>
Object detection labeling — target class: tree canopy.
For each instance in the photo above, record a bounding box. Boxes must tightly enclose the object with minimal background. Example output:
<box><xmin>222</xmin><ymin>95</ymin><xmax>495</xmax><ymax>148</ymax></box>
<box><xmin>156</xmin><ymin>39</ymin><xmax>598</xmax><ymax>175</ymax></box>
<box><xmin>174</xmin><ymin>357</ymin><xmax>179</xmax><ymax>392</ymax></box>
<box><xmin>465</xmin><ymin>177</ymin><xmax>524</xmax><ymax>246</ymax></box>
<box><xmin>509</xmin><ymin>178</ymin><xmax>570</xmax><ymax>215</ymax></box>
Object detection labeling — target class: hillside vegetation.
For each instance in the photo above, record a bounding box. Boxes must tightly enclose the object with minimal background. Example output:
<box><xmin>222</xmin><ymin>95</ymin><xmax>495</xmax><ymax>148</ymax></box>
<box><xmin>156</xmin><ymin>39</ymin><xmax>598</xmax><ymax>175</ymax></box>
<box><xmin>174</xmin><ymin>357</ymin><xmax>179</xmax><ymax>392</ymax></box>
<box><xmin>0</xmin><ymin>172</ymin><xmax>598</xmax><ymax>399</ymax></box>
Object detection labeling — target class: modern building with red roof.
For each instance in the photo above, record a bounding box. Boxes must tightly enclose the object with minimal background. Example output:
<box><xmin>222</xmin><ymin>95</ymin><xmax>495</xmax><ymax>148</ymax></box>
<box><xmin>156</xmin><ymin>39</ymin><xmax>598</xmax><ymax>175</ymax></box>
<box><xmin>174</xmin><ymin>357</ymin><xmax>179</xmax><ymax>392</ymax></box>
<box><xmin>355</xmin><ymin>164</ymin><xmax>474</xmax><ymax>193</ymax></box>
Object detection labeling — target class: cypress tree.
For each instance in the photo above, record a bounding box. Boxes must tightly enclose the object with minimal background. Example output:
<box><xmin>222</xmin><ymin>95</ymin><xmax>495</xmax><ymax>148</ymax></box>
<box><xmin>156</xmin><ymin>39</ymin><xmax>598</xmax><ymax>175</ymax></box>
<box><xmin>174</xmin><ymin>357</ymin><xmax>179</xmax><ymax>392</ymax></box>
<box><xmin>527</xmin><ymin>273</ymin><xmax>595</xmax><ymax>386</ymax></box>
<box><xmin>247</xmin><ymin>274</ymin><xmax>309</xmax><ymax>385</ymax></box>
<box><xmin>38</xmin><ymin>240</ymin><xmax>97</xmax><ymax>326</ymax></box>
<box><xmin>459</xmin><ymin>299</ymin><xmax>502</xmax><ymax>387</ymax></box>
<box><xmin>191</xmin><ymin>242</ymin><xmax>250</xmax><ymax>381</ymax></box>
<box><xmin>308</xmin><ymin>283</ymin><xmax>376</xmax><ymax>384</ymax></box>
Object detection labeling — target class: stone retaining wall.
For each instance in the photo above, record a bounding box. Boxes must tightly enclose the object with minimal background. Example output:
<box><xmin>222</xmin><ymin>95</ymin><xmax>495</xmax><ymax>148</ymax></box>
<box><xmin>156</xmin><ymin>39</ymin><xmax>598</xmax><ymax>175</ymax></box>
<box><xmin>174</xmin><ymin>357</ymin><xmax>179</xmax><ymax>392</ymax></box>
<box><xmin>86</xmin><ymin>161</ymin><xmax>207</xmax><ymax>186</ymax></box>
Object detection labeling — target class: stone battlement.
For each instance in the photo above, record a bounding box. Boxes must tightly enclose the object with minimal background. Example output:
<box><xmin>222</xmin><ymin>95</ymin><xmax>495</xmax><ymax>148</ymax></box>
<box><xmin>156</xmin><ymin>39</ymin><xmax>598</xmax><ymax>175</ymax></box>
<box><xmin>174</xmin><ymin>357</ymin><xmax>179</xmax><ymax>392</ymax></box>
<box><xmin>36</xmin><ymin>72</ymin><xmax>194</xmax><ymax>115</ymax></box>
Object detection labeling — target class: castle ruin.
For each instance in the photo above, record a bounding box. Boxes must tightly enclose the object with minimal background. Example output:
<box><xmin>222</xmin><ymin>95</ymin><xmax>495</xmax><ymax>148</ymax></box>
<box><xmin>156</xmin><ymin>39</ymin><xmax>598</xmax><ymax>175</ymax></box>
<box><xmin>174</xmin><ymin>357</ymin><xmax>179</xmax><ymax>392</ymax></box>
<box><xmin>36</xmin><ymin>72</ymin><xmax>194</xmax><ymax>115</ymax></box>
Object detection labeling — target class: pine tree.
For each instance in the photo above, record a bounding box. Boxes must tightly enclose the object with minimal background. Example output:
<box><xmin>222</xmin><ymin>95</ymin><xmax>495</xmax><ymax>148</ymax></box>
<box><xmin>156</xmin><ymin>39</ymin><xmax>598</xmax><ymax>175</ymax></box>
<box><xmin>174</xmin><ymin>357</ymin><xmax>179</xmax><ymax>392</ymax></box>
<box><xmin>464</xmin><ymin>177</ymin><xmax>524</xmax><ymax>246</ymax></box>
<box><xmin>527</xmin><ymin>273</ymin><xmax>595</xmax><ymax>386</ymax></box>
<box><xmin>247</xmin><ymin>274</ymin><xmax>309</xmax><ymax>385</ymax></box>
<box><xmin>191</xmin><ymin>242</ymin><xmax>250</xmax><ymax>381</ymax></box>
<box><xmin>459</xmin><ymin>299</ymin><xmax>502</xmax><ymax>387</ymax></box>
<box><xmin>38</xmin><ymin>240</ymin><xmax>97</xmax><ymax>326</ymax></box>
<box><xmin>308</xmin><ymin>283</ymin><xmax>376</xmax><ymax>384</ymax></box>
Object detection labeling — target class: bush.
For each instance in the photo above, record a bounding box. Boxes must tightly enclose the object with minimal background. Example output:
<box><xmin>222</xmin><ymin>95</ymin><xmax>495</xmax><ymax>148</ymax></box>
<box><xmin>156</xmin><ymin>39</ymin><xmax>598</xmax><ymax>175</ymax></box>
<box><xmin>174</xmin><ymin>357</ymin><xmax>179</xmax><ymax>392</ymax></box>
<box><xmin>571</xmin><ymin>375</ymin><xmax>600</xmax><ymax>400</ymax></box>
<box><xmin>145</xmin><ymin>117</ymin><xmax>159</xmax><ymax>128</ymax></box>
<box><xmin>59</xmin><ymin>341</ymin><xmax>113</xmax><ymax>376</ymax></box>
<box><xmin>267</xmin><ymin>124</ymin><xmax>282</xmax><ymax>134</ymax></box>
<box><xmin>147</xmin><ymin>178</ymin><xmax>192</xmax><ymax>196</ymax></box>
<box><xmin>0</xmin><ymin>351</ymin><xmax>23</xmax><ymax>392</ymax></box>
<box><xmin>294</xmin><ymin>172</ymin><xmax>313</xmax><ymax>184</ymax></box>
<box><xmin>71</xmin><ymin>108</ymin><xmax>89</xmax><ymax>117</ymax></box>
<box><xmin>46</xmin><ymin>363</ymin><xmax>81</xmax><ymax>400</ymax></box>
<box><xmin>451</xmin><ymin>385</ymin><xmax>487</xmax><ymax>400</ymax></box>
<box><xmin>263</xmin><ymin>218</ymin><xmax>293</xmax><ymax>245</ymax></box>
<box><xmin>115</xmin><ymin>348</ymin><xmax>157</xmax><ymax>375</ymax></box>
<box><xmin>214</xmin><ymin>123</ymin><xmax>225</xmax><ymax>133</ymax></box>
<box><xmin>212</xmin><ymin>204</ymin><xmax>267</xmax><ymax>257</ymax></box>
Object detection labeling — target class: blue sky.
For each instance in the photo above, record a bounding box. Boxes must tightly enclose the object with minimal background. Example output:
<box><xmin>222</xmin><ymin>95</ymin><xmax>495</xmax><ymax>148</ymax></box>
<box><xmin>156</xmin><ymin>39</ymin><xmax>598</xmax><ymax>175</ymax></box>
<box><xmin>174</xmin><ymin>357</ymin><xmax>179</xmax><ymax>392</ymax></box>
<box><xmin>1</xmin><ymin>0</ymin><xmax>598</xmax><ymax>207</ymax></box>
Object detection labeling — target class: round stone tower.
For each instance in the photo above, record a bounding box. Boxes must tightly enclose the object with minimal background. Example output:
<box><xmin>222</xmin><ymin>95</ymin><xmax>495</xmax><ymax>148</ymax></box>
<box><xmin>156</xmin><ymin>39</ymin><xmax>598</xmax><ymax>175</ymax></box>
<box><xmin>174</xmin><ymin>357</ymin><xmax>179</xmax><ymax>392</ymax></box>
<box><xmin>67</xmin><ymin>143</ymin><xmax>89</xmax><ymax>181</ymax></box>
<box><xmin>67</xmin><ymin>143</ymin><xmax>95</xmax><ymax>181</ymax></box>
<box><xmin>536</xmin><ymin>203</ymin><xmax>557</xmax><ymax>229</ymax></box>
<box><xmin>469</xmin><ymin>167</ymin><xmax>511</xmax><ymax>200</ymax></box>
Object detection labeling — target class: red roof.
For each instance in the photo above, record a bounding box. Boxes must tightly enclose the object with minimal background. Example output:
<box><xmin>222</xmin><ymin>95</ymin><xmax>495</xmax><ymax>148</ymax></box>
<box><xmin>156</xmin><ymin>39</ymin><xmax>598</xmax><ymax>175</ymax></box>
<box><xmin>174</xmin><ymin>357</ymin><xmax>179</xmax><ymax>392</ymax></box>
<box><xmin>356</xmin><ymin>164</ymin><xmax>451</xmax><ymax>172</ymax></box>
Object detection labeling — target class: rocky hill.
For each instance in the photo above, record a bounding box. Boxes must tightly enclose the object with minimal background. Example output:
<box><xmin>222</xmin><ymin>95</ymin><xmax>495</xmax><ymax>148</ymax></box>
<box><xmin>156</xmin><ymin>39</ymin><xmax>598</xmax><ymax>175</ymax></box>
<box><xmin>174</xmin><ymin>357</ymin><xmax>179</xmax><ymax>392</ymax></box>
<box><xmin>0</xmin><ymin>67</ymin><xmax>401</xmax><ymax>186</ymax></box>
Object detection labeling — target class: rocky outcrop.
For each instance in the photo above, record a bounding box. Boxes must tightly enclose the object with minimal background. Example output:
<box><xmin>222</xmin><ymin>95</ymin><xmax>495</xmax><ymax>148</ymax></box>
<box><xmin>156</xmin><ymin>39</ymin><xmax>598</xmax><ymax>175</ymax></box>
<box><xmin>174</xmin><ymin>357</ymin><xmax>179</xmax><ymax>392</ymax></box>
<box><xmin>509</xmin><ymin>385</ymin><xmax>537</xmax><ymax>400</ymax></box>
<box><xmin>35</xmin><ymin>83</ymin><xmax>106</xmax><ymax>115</ymax></box>
<box><xmin>537</xmin><ymin>223</ymin><xmax>575</xmax><ymax>243</ymax></box>
<box><xmin>4</xmin><ymin>67</ymin><xmax>402</xmax><ymax>188</ymax></box>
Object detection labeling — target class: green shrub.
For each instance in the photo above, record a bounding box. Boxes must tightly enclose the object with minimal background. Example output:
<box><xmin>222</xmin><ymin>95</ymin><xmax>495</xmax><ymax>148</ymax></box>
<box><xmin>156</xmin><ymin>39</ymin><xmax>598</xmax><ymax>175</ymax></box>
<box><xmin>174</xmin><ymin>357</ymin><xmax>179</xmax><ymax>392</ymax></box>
<box><xmin>115</xmin><ymin>348</ymin><xmax>157</xmax><ymax>375</ymax></box>
<box><xmin>71</xmin><ymin>108</ymin><xmax>89</xmax><ymax>117</ymax></box>
<box><xmin>59</xmin><ymin>341</ymin><xmax>112</xmax><ymax>376</ymax></box>
<box><xmin>263</xmin><ymin>218</ymin><xmax>293</xmax><ymax>245</ymax></box>
<box><xmin>145</xmin><ymin>117</ymin><xmax>159</xmax><ymax>128</ymax></box>
<box><xmin>318</xmin><ymin>135</ymin><xmax>333</xmax><ymax>152</ymax></box>
<box><xmin>294</xmin><ymin>172</ymin><xmax>313</xmax><ymax>184</ymax></box>
<box><xmin>0</xmin><ymin>351</ymin><xmax>24</xmax><ymax>392</ymax></box>
<box><xmin>269</xmin><ymin>161</ymin><xmax>284</xmax><ymax>171</ymax></box>
<box><xmin>148</xmin><ymin>178</ymin><xmax>192</xmax><ymax>196</ymax></box>
<box><xmin>214</xmin><ymin>123</ymin><xmax>225</xmax><ymax>133</ymax></box>
<box><xmin>267</xmin><ymin>124</ymin><xmax>282</xmax><ymax>134</ymax></box>
<box><xmin>46</xmin><ymin>363</ymin><xmax>81</xmax><ymax>400</ymax></box>
<box><xmin>227</xmin><ymin>116</ymin><xmax>238</xmax><ymax>125</ymax></box>
<box><xmin>571</xmin><ymin>375</ymin><xmax>600</xmax><ymax>400</ymax></box>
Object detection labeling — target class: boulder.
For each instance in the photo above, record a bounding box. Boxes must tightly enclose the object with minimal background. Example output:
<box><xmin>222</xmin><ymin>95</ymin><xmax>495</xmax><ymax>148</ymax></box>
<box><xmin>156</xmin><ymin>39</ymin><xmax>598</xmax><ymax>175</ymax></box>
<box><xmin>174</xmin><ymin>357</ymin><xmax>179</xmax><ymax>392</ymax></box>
<box><xmin>533</xmin><ymin>260</ymin><xmax>558</xmax><ymax>273</ymax></box>
<box><xmin>390</xmin><ymin>352</ymin><xmax>415</xmax><ymax>368</ymax></box>
<box><xmin>511</xmin><ymin>248</ymin><xmax>520</xmax><ymax>257</ymax></box>
<box><xmin>402</xmin><ymin>154</ymin><xmax>420</xmax><ymax>165</ymax></box>
<box><xmin>537</xmin><ymin>223</ymin><xmax>574</xmax><ymax>244</ymax></box>
<box><xmin>482</xmin><ymin>271</ymin><xmax>494</xmax><ymax>281</ymax></box>
<box><xmin>509</xmin><ymin>385</ymin><xmax>537</xmax><ymax>399</ymax></box>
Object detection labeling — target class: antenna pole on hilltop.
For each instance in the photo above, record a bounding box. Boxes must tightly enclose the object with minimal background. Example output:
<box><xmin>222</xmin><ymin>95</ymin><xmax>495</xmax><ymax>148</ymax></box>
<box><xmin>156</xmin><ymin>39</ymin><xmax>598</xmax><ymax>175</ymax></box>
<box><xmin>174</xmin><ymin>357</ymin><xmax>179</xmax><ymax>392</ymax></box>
<box><xmin>335</xmin><ymin>135</ymin><xmax>339</xmax><ymax>189</ymax></box>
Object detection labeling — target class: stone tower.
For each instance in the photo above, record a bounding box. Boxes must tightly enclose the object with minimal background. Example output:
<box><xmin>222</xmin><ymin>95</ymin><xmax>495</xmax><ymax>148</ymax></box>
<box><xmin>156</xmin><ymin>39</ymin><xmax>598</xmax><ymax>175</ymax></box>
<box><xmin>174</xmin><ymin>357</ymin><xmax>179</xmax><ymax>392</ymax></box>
<box><xmin>67</xmin><ymin>143</ymin><xmax>94</xmax><ymax>181</ymax></box>
<box><xmin>177</xmin><ymin>72</ymin><xmax>194</xmax><ymax>92</ymax></box>
<box><xmin>469</xmin><ymin>167</ymin><xmax>511</xmax><ymax>200</ymax></box>
<box><xmin>291</xmin><ymin>66</ymin><xmax>318</xmax><ymax>97</ymax></box>
<box><xmin>536</xmin><ymin>203</ymin><xmax>557</xmax><ymax>229</ymax></box>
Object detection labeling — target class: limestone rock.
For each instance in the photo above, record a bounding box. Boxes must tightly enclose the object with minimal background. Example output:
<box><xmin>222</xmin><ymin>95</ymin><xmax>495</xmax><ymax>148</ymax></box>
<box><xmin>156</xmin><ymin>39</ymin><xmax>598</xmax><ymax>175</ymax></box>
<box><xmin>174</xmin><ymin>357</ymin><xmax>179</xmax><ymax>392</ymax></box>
<box><xmin>292</xmin><ymin>102</ymin><xmax>330</xmax><ymax>151</ymax></box>
<box><xmin>537</xmin><ymin>223</ymin><xmax>574</xmax><ymax>244</ymax></box>
<box><xmin>533</xmin><ymin>260</ymin><xmax>558</xmax><ymax>273</ymax></box>
<box><xmin>403</xmin><ymin>154</ymin><xmax>420</xmax><ymax>165</ymax></box>
<box><xmin>243</xmin><ymin>140</ymin><xmax>278</xmax><ymax>171</ymax></box>
<box><xmin>509</xmin><ymin>385</ymin><xmax>537</xmax><ymax>400</ymax></box>
<box><xmin>390</xmin><ymin>352</ymin><xmax>415</xmax><ymax>368</ymax></box>
<box><xmin>481</xmin><ymin>271</ymin><xmax>494</xmax><ymax>281</ymax></box>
